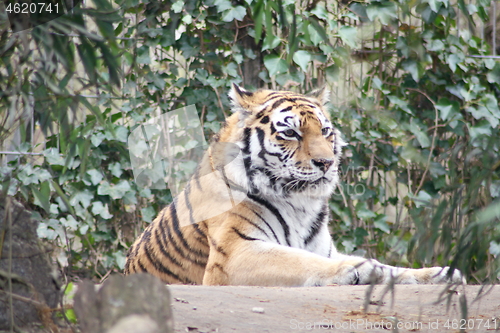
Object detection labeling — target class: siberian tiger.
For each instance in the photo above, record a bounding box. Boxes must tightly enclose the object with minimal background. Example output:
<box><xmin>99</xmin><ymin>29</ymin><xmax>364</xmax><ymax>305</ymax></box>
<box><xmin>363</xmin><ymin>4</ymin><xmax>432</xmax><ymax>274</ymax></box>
<box><xmin>124</xmin><ymin>84</ymin><xmax>463</xmax><ymax>286</ymax></box>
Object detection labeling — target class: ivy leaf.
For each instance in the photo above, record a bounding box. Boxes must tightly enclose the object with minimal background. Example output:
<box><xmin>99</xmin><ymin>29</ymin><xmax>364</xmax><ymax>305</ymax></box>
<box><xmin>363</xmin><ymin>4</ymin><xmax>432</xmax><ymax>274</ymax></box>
<box><xmin>98</xmin><ymin>180</ymin><xmax>132</xmax><ymax>199</ymax></box>
<box><xmin>70</xmin><ymin>190</ymin><xmax>94</xmax><ymax>208</ymax></box>
<box><xmin>307</xmin><ymin>24</ymin><xmax>323</xmax><ymax>46</ymax></box>
<box><xmin>339</xmin><ymin>26</ymin><xmax>357</xmax><ymax>48</ymax></box>
<box><xmin>490</xmin><ymin>241</ymin><xmax>500</xmax><ymax>256</ymax></box>
<box><xmin>486</xmin><ymin>63</ymin><xmax>500</xmax><ymax>84</ymax></box>
<box><xmin>402</xmin><ymin>60</ymin><xmax>422</xmax><ymax>82</ymax></box>
<box><xmin>366</xmin><ymin>2</ymin><xmax>397</xmax><ymax>25</ymax></box>
<box><xmin>263</xmin><ymin>54</ymin><xmax>288</xmax><ymax>76</ymax></box>
<box><xmin>374</xmin><ymin>214</ymin><xmax>390</xmax><ymax>234</ymax></box>
<box><xmin>292</xmin><ymin>50</ymin><xmax>311</xmax><ymax>72</ymax></box>
<box><xmin>388</xmin><ymin>95</ymin><xmax>414</xmax><ymax>115</ymax></box>
<box><xmin>92</xmin><ymin>201</ymin><xmax>113</xmax><ymax>219</ymax></box>
<box><xmin>311</xmin><ymin>4</ymin><xmax>329</xmax><ymax>20</ymax></box>
<box><xmin>172</xmin><ymin>0</ymin><xmax>183</xmax><ymax>13</ymax></box>
<box><xmin>215</xmin><ymin>0</ymin><xmax>232</xmax><ymax>12</ymax></box>
<box><xmin>325</xmin><ymin>64</ymin><xmax>340</xmax><ymax>82</ymax></box>
<box><xmin>141</xmin><ymin>206</ymin><xmax>156</xmax><ymax>223</ymax></box>
<box><xmin>409</xmin><ymin>122</ymin><xmax>431</xmax><ymax>148</ymax></box>
<box><xmin>222</xmin><ymin>6</ymin><xmax>246</xmax><ymax>22</ymax></box>
<box><xmin>436</xmin><ymin>98</ymin><xmax>460</xmax><ymax>121</ymax></box>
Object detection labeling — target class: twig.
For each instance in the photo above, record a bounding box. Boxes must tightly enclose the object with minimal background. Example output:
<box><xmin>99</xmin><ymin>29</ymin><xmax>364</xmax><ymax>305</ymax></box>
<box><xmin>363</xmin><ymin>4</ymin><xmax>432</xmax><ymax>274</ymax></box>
<box><xmin>405</xmin><ymin>88</ymin><xmax>439</xmax><ymax>195</ymax></box>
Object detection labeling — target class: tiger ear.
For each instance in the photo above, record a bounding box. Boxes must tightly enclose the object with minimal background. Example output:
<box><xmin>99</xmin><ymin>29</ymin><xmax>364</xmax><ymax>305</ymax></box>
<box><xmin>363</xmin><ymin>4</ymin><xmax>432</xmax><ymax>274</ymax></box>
<box><xmin>229</xmin><ymin>83</ymin><xmax>254</xmax><ymax>114</ymax></box>
<box><xmin>307</xmin><ymin>86</ymin><xmax>330</xmax><ymax>106</ymax></box>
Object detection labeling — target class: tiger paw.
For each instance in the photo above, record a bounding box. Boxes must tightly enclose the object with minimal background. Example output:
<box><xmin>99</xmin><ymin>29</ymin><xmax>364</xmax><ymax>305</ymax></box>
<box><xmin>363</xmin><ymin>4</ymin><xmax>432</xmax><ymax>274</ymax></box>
<box><xmin>399</xmin><ymin>267</ymin><xmax>465</xmax><ymax>284</ymax></box>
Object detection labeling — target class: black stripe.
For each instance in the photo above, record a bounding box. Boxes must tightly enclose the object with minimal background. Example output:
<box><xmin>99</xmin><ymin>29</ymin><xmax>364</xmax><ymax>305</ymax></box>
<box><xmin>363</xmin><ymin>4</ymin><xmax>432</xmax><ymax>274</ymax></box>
<box><xmin>137</xmin><ymin>259</ymin><xmax>147</xmax><ymax>273</ymax></box>
<box><xmin>183</xmin><ymin>182</ymin><xmax>197</xmax><ymax>227</ymax></box>
<box><xmin>270</xmin><ymin>123</ymin><xmax>277</xmax><ymax>135</ymax></box>
<box><xmin>161</xmin><ymin>209</ymin><xmax>207</xmax><ymax>267</ymax></box>
<box><xmin>271</xmin><ymin>98</ymin><xmax>288</xmax><ymax>110</ymax></box>
<box><xmin>207</xmin><ymin>263</ymin><xmax>228</xmax><ymax>276</ymax></box>
<box><xmin>304</xmin><ymin>205</ymin><xmax>328</xmax><ymax>245</ymax></box>
<box><xmin>229</xmin><ymin>212</ymin><xmax>269</xmax><ymax>239</ymax></box>
<box><xmin>251</xmin><ymin>209</ymin><xmax>281</xmax><ymax>244</ymax></box>
<box><xmin>170</xmin><ymin>201</ymin><xmax>209</xmax><ymax>259</ymax></box>
<box><xmin>247</xmin><ymin>193</ymin><xmax>291</xmax><ymax>246</ymax></box>
<box><xmin>193</xmin><ymin>166</ymin><xmax>203</xmax><ymax>191</ymax></box>
<box><xmin>279</xmin><ymin>105</ymin><xmax>293</xmax><ymax>113</ymax></box>
<box><xmin>260</xmin><ymin>115</ymin><xmax>270</xmax><ymax>124</ymax></box>
<box><xmin>242</xmin><ymin>127</ymin><xmax>252</xmax><ymax>154</ymax></box>
<box><xmin>231</xmin><ymin>227</ymin><xmax>261</xmax><ymax>241</ymax></box>
<box><xmin>208</xmin><ymin>235</ymin><xmax>227</xmax><ymax>256</ymax></box>
<box><xmin>154</xmin><ymin>226</ymin><xmax>183</xmax><ymax>268</ymax></box>
<box><xmin>143</xmin><ymin>243</ymin><xmax>188</xmax><ymax>283</ymax></box>
<box><xmin>192</xmin><ymin>223</ymin><xmax>208</xmax><ymax>245</ymax></box>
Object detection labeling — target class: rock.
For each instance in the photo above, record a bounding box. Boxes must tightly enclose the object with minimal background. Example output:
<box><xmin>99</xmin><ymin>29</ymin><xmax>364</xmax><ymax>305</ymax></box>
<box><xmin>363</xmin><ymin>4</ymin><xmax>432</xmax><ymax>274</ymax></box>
<box><xmin>106</xmin><ymin>314</ymin><xmax>160</xmax><ymax>333</ymax></box>
<box><xmin>0</xmin><ymin>195</ymin><xmax>61</xmax><ymax>330</ymax></box>
<box><xmin>74</xmin><ymin>273</ymin><xmax>173</xmax><ymax>333</ymax></box>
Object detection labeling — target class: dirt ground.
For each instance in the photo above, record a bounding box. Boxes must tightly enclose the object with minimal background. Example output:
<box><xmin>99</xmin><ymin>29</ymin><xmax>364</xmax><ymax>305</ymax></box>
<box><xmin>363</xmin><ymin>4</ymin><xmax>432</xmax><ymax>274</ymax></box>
<box><xmin>169</xmin><ymin>284</ymin><xmax>500</xmax><ymax>333</ymax></box>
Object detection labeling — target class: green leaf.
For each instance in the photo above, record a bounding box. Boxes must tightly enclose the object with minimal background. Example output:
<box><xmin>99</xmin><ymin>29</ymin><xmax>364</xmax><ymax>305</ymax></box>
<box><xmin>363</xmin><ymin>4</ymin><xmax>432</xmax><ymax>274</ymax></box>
<box><xmin>215</xmin><ymin>0</ymin><xmax>232</xmax><ymax>12</ymax></box>
<box><xmin>409</xmin><ymin>121</ymin><xmax>431</xmax><ymax>148</ymax></box>
<box><xmin>339</xmin><ymin>26</ymin><xmax>357</xmax><ymax>48</ymax></box>
<box><xmin>308</xmin><ymin>17</ymin><xmax>329</xmax><ymax>46</ymax></box>
<box><xmin>366</xmin><ymin>2</ymin><xmax>398</xmax><ymax>25</ymax></box>
<box><xmin>311</xmin><ymin>4</ymin><xmax>329</xmax><ymax>20</ymax></box>
<box><xmin>44</xmin><ymin>148</ymin><xmax>65</xmax><ymax>165</ymax></box>
<box><xmin>70</xmin><ymin>190</ymin><xmax>94</xmax><ymax>208</ymax></box>
<box><xmin>60</xmin><ymin>215</ymin><xmax>79</xmax><ymax>231</ymax></box>
<box><xmin>486</xmin><ymin>63</ymin><xmax>500</xmax><ymax>84</ymax></box>
<box><xmin>447</xmin><ymin>53</ymin><xmax>463</xmax><ymax>72</ymax></box>
<box><xmin>436</xmin><ymin>98</ymin><xmax>460</xmax><ymax>121</ymax></box>
<box><xmin>427</xmin><ymin>39</ymin><xmax>445</xmax><ymax>51</ymax></box>
<box><xmin>411</xmin><ymin>190</ymin><xmax>433</xmax><ymax>208</ymax></box>
<box><xmin>402</xmin><ymin>60</ymin><xmax>422</xmax><ymax>82</ymax></box>
<box><xmin>109</xmin><ymin>162</ymin><xmax>123</xmax><ymax>178</ymax></box>
<box><xmin>325</xmin><ymin>65</ymin><xmax>340</xmax><ymax>82</ymax></box>
<box><xmin>292</xmin><ymin>50</ymin><xmax>311</xmax><ymax>72</ymax></box>
<box><xmin>388</xmin><ymin>95</ymin><xmax>414</xmax><ymax>115</ymax></box>
<box><xmin>252</xmin><ymin>0</ymin><xmax>264</xmax><ymax>43</ymax></box>
<box><xmin>222</xmin><ymin>6</ymin><xmax>246</xmax><ymax>22</ymax></box>
<box><xmin>141</xmin><ymin>206</ymin><xmax>156</xmax><ymax>223</ymax></box>
<box><xmin>172</xmin><ymin>0</ymin><xmax>183</xmax><ymax>13</ymax></box>
<box><xmin>32</xmin><ymin>181</ymin><xmax>51</xmax><ymax>213</ymax></box>
<box><xmin>374</xmin><ymin>215</ymin><xmax>390</xmax><ymax>234</ymax></box>
<box><xmin>490</xmin><ymin>241</ymin><xmax>500</xmax><ymax>256</ymax></box>
<box><xmin>91</xmin><ymin>201</ymin><xmax>113</xmax><ymax>219</ymax></box>
<box><xmin>263</xmin><ymin>54</ymin><xmax>288</xmax><ymax>76</ymax></box>
<box><xmin>113</xmin><ymin>252</ymin><xmax>127</xmax><ymax>270</ymax></box>
<box><xmin>98</xmin><ymin>180</ymin><xmax>132</xmax><ymax>199</ymax></box>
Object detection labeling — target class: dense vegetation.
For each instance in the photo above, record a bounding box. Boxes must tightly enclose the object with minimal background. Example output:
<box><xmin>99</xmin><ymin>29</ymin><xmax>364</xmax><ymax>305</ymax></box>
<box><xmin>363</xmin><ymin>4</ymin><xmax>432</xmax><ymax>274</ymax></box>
<box><xmin>1</xmin><ymin>0</ymin><xmax>499</xmax><ymax>285</ymax></box>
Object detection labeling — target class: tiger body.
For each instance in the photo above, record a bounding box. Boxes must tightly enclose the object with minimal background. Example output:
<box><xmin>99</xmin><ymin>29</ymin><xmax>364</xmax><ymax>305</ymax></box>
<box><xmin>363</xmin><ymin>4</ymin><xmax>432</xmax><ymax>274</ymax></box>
<box><xmin>124</xmin><ymin>85</ymin><xmax>463</xmax><ymax>286</ymax></box>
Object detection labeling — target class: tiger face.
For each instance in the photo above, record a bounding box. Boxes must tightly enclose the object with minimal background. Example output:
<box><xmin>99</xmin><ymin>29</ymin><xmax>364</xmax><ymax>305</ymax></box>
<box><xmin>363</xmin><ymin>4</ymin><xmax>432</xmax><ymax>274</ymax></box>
<box><xmin>224</xmin><ymin>84</ymin><xmax>346</xmax><ymax>199</ymax></box>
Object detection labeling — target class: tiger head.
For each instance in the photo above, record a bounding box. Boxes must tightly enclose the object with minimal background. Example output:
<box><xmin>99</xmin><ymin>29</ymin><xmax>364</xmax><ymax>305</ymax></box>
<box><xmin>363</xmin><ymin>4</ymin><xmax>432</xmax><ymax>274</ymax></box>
<box><xmin>217</xmin><ymin>84</ymin><xmax>346</xmax><ymax>199</ymax></box>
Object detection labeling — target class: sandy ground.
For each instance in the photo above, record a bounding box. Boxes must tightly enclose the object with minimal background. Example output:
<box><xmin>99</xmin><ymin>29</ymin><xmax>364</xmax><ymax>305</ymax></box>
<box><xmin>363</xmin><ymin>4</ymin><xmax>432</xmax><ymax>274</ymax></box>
<box><xmin>169</xmin><ymin>284</ymin><xmax>500</xmax><ymax>333</ymax></box>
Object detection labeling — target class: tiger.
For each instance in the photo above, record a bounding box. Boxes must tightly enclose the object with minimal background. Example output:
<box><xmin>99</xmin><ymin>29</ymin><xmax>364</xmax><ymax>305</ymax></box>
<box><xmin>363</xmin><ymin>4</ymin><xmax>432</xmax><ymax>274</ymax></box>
<box><xmin>124</xmin><ymin>84</ymin><xmax>464</xmax><ymax>286</ymax></box>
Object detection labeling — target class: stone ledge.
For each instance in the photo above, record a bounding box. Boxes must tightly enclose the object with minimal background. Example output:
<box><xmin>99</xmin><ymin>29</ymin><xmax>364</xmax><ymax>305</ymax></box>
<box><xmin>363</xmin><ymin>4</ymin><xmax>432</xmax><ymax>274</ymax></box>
<box><xmin>169</xmin><ymin>284</ymin><xmax>500</xmax><ymax>333</ymax></box>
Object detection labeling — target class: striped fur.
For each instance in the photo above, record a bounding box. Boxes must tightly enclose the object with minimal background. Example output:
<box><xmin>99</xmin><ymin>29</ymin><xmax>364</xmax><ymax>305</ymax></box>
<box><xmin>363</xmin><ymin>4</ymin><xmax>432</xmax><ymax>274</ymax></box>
<box><xmin>124</xmin><ymin>85</ymin><xmax>464</xmax><ymax>286</ymax></box>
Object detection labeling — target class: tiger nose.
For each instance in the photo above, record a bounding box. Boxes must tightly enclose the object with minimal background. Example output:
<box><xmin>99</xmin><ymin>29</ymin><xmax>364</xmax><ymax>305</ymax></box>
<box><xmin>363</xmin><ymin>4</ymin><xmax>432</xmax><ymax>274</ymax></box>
<box><xmin>312</xmin><ymin>158</ymin><xmax>334</xmax><ymax>173</ymax></box>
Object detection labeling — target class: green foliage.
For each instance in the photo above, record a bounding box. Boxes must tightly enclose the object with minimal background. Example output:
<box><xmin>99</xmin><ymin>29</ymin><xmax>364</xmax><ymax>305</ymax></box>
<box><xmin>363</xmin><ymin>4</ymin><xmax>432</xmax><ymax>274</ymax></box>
<box><xmin>1</xmin><ymin>0</ymin><xmax>499</xmax><ymax>283</ymax></box>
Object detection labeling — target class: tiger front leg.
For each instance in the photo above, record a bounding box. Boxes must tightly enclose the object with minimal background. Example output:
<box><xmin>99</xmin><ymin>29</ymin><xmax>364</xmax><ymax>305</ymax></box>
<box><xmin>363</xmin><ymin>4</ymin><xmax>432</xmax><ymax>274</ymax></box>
<box><xmin>202</xmin><ymin>241</ymin><xmax>361</xmax><ymax>287</ymax></box>
<box><xmin>331</xmin><ymin>254</ymin><xmax>465</xmax><ymax>284</ymax></box>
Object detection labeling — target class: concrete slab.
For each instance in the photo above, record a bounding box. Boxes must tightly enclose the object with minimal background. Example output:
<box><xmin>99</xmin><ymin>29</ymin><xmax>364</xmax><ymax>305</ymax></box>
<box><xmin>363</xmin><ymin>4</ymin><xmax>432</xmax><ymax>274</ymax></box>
<box><xmin>169</xmin><ymin>284</ymin><xmax>500</xmax><ymax>333</ymax></box>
